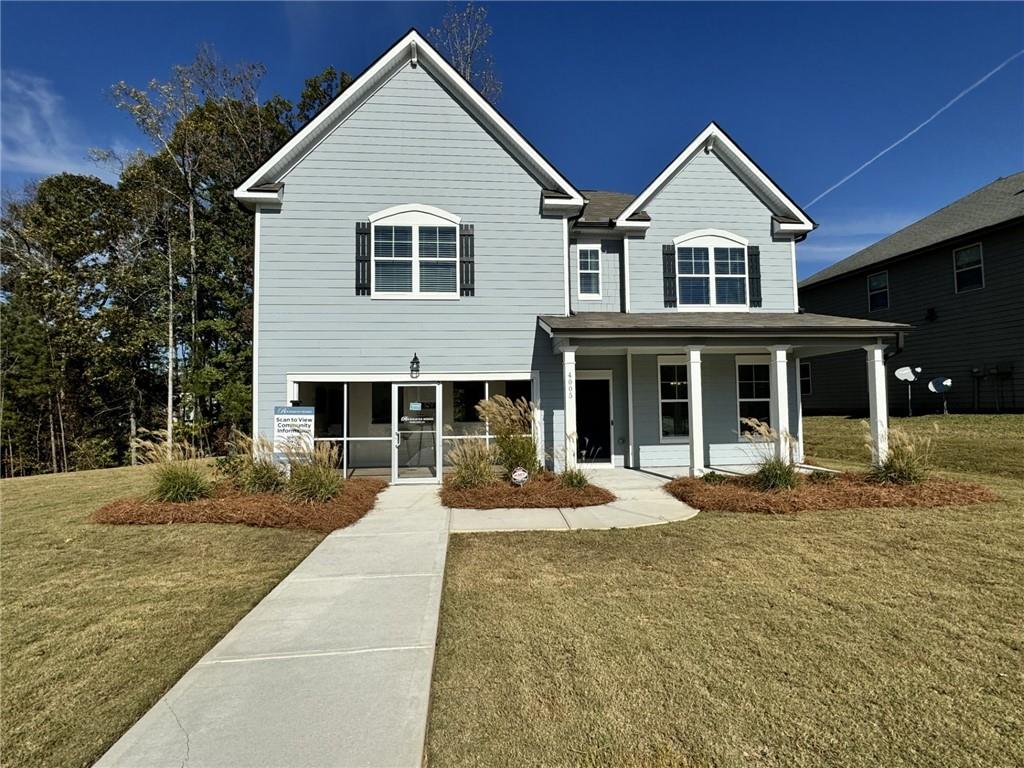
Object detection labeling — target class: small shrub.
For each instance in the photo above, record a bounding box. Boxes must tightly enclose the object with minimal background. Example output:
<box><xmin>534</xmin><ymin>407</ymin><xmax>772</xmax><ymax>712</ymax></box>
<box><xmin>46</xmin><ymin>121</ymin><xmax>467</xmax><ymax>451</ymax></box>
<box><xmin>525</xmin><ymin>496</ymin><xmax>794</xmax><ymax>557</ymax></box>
<box><xmin>753</xmin><ymin>455</ymin><xmax>799</xmax><ymax>491</ymax></box>
<box><xmin>287</xmin><ymin>443</ymin><xmax>343</xmax><ymax>503</ymax></box>
<box><xmin>868</xmin><ymin>425</ymin><xmax>933</xmax><ymax>485</ymax></box>
<box><xmin>135</xmin><ymin>430</ymin><xmax>212</xmax><ymax>503</ymax></box>
<box><xmin>808</xmin><ymin>470</ymin><xmax>837</xmax><ymax>485</ymax></box>
<box><xmin>559</xmin><ymin>467</ymin><xmax>589</xmax><ymax>489</ymax></box>
<box><xmin>701</xmin><ymin>471</ymin><xmax>730</xmax><ymax>485</ymax></box>
<box><xmin>476</xmin><ymin>395</ymin><xmax>540</xmax><ymax>478</ymax></box>
<box><xmin>447</xmin><ymin>439</ymin><xmax>498</xmax><ymax>490</ymax></box>
<box><xmin>217</xmin><ymin>431</ymin><xmax>286</xmax><ymax>494</ymax></box>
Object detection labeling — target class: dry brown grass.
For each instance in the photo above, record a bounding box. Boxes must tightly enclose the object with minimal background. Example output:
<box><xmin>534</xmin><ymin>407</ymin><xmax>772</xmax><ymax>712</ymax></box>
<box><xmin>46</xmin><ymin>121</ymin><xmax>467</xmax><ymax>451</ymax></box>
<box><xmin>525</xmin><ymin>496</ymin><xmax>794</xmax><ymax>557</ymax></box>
<box><xmin>440</xmin><ymin>472</ymin><xmax>614</xmax><ymax>509</ymax></box>
<box><xmin>666</xmin><ymin>473</ymin><xmax>997</xmax><ymax>514</ymax></box>
<box><xmin>91</xmin><ymin>477</ymin><xmax>387</xmax><ymax>534</ymax></box>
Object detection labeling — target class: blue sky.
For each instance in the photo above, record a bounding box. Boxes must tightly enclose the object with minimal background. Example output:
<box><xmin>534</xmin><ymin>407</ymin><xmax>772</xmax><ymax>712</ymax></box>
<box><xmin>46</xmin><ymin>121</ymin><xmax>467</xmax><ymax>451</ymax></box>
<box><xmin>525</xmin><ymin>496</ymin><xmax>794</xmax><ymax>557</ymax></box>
<box><xmin>2</xmin><ymin>1</ymin><xmax>1022</xmax><ymax>277</ymax></box>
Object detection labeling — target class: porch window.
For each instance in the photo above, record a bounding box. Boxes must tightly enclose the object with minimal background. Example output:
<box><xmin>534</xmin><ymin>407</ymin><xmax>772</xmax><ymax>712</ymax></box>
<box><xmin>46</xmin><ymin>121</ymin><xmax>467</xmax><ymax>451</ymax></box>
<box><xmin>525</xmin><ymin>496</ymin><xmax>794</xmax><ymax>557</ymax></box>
<box><xmin>370</xmin><ymin>205</ymin><xmax>460</xmax><ymax>296</ymax></box>
<box><xmin>578</xmin><ymin>246</ymin><xmax>601</xmax><ymax>299</ymax></box>
<box><xmin>799</xmin><ymin>361</ymin><xmax>812</xmax><ymax>396</ymax></box>
<box><xmin>737</xmin><ymin>359</ymin><xmax>771</xmax><ymax>435</ymax></box>
<box><xmin>452</xmin><ymin>381</ymin><xmax>484</xmax><ymax>422</ymax></box>
<box><xmin>954</xmin><ymin>244</ymin><xmax>984</xmax><ymax>293</ymax></box>
<box><xmin>675</xmin><ymin>230</ymin><xmax>748</xmax><ymax>308</ymax></box>
<box><xmin>867</xmin><ymin>271</ymin><xmax>889</xmax><ymax>311</ymax></box>
<box><xmin>658</xmin><ymin>358</ymin><xmax>689</xmax><ymax>442</ymax></box>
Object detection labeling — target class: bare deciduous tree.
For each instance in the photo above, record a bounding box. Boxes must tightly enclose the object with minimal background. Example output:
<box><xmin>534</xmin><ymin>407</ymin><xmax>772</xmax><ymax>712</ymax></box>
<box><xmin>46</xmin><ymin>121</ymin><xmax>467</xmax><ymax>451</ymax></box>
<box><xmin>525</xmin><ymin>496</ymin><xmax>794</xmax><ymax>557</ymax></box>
<box><xmin>429</xmin><ymin>2</ymin><xmax>502</xmax><ymax>103</ymax></box>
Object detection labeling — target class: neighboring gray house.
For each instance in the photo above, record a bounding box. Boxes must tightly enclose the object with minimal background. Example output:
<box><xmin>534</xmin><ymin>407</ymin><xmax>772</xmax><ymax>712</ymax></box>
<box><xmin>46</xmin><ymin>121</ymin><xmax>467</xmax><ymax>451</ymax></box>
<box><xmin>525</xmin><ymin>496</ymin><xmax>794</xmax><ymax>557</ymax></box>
<box><xmin>235</xmin><ymin>30</ymin><xmax>905</xmax><ymax>484</ymax></box>
<box><xmin>800</xmin><ymin>173</ymin><xmax>1024</xmax><ymax>415</ymax></box>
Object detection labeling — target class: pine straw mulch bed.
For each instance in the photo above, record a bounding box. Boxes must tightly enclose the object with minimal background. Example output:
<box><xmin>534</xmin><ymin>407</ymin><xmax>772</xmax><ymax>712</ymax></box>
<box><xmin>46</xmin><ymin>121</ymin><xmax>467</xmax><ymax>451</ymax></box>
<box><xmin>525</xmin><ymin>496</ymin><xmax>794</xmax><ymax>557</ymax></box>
<box><xmin>440</xmin><ymin>472</ymin><xmax>615</xmax><ymax>510</ymax></box>
<box><xmin>90</xmin><ymin>477</ymin><xmax>388</xmax><ymax>534</ymax></box>
<box><xmin>665</xmin><ymin>473</ymin><xmax>998</xmax><ymax>515</ymax></box>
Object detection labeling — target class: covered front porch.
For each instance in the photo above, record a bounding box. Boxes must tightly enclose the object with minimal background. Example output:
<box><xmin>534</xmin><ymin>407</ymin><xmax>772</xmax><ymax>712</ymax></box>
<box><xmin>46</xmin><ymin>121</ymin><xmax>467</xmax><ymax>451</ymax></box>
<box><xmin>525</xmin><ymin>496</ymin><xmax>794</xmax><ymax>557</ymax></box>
<box><xmin>539</xmin><ymin>312</ymin><xmax>909</xmax><ymax>476</ymax></box>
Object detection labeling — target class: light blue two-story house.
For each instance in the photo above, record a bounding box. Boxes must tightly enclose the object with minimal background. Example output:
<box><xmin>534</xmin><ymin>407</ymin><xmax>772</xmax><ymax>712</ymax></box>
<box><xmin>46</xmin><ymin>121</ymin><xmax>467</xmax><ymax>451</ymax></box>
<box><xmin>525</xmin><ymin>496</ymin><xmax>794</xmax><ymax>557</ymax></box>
<box><xmin>235</xmin><ymin>30</ymin><xmax>907</xmax><ymax>484</ymax></box>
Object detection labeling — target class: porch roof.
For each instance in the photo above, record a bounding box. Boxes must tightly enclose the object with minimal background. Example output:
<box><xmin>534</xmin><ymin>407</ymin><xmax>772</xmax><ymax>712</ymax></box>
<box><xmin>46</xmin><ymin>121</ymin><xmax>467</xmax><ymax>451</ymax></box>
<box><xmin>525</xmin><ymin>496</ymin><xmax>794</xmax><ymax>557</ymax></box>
<box><xmin>538</xmin><ymin>311</ymin><xmax>910</xmax><ymax>339</ymax></box>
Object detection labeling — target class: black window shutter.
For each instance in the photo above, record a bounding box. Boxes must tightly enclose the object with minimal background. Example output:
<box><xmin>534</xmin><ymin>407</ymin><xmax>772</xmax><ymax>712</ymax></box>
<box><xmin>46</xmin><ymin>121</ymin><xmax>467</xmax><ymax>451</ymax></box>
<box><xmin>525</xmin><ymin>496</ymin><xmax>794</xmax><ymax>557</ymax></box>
<box><xmin>459</xmin><ymin>224</ymin><xmax>475</xmax><ymax>296</ymax></box>
<box><xmin>662</xmin><ymin>244</ymin><xmax>677</xmax><ymax>308</ymax></box>
<box><xmin>747</xmin><ymin>245</ymin><xmax>762</xmax><ymax>307</ymax></box>
<box><xmin>355</xmin><ymin>221</ymin><xmax>371</xmax><ymax>296</ymax></box>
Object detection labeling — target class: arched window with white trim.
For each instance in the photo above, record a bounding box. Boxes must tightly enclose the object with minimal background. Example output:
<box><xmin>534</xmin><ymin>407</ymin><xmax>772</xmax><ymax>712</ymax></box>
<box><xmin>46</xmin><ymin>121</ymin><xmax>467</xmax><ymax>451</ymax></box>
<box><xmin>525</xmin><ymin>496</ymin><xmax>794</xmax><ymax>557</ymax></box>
<box><xmin>673</xmin><ymin>229</ymin><xmax>749</xmax><ymax>309</ymax></box>
<box><xmin>370</xmin><ymin>204</ymin><xmax>460</xmax><ymax>297</ymax></box>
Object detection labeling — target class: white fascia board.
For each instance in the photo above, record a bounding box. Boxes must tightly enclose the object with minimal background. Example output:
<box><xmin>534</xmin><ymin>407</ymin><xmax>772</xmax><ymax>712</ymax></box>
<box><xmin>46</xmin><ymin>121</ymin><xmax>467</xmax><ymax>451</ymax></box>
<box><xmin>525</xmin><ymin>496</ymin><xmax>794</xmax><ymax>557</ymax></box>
<box><xmin>615</xmin><ymin>122</ymin><xmax>814</xmax><ymax>230</ymax></box>
<box><xmin>234</xmin><ymin>189</ymin><xmax>283</xmax><ymax>206</ymax></box>
<box><xmin>234</xmin><ymin>30</ymin><xmax>584</xmax><ymax>206</ymax></box>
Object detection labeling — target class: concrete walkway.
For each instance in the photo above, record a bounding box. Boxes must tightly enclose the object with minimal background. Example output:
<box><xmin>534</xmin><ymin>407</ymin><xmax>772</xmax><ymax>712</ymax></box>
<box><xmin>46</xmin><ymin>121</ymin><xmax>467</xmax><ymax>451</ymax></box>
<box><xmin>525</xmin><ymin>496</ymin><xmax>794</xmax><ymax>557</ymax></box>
<box><xmin>96</xmin><ymin>469</ymin><xmax>695</xmax><ymax>768</ymax></box>
<box><xmin>96</xmin><ymin>483</ymin><xmax>449</xmax><ymax>768</ymax></box>
<box><xmin>448</xmin><ymin>468</ymin><xmax>698</xmax><ymax>532</ymax></box>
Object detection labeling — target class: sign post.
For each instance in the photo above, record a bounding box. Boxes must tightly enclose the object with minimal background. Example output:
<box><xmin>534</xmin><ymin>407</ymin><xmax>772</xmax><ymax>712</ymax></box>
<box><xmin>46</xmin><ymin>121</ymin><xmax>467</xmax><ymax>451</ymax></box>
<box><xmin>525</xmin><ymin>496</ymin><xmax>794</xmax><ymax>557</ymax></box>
<box><xmin>273</xmin><ymin>406</ymin><xmax>315</xmax><ymax>463</ymax></box>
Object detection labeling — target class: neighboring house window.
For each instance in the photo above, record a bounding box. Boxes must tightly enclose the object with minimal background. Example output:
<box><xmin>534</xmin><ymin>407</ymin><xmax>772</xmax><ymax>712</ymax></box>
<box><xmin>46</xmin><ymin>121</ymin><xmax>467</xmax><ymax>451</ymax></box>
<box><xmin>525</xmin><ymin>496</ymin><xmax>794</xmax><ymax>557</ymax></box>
<box><xmin>453</xmin><ymin>381</ymin><xmax>484</xmax><ymax>422</ymax></box>
<box><xmin>867</xmin><ymin>271</ymin><xmax>889</xmax><ymax>311</ymax></box>
<box><xmin>578</xmin><ymin>246</ymin><xmax>601</xmax><ymax>299</ymax></box>
<box><xmin>737</xmin><ymin>358</ymin><xmax>771</xmax><ymax>435</ymax></box>
<box><xmin>800</xmin><ymin>361</ymin><xmax>812</xmax><ymax>396</ymax></box>
<box><xmin>954</xmin><ymin>244</ymin><xmax>984</xmax><ymax>293</ymax></box>
<box><xmin>370</xmin><ymin>205</ymin><xmax>460</xmax><ymax>296</ymax></box>
<box><xmin>658</xmin><ymin>356</ymin><xmax>689</xmax><ymax>442</ymax></box>
<box><xmin>674</xmin><ymin>230</ymin><xmax>748</xmax><ymax>308</ymax></box>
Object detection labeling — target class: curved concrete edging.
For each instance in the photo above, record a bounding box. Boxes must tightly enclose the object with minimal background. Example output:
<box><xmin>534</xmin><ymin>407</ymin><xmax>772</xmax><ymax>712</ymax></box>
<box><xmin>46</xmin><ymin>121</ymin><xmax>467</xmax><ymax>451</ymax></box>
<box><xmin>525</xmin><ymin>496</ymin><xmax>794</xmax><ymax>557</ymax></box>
<box><xmin>446</xmin><ymin>468</ymin><xmax>699</xmax><ymax>534</ymax></box>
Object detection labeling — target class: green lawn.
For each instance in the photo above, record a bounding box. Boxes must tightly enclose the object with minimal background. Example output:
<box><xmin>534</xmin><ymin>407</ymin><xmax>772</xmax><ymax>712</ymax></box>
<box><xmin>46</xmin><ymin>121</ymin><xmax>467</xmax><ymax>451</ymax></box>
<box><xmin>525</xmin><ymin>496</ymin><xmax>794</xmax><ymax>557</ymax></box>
<box><xmin>427</xmin><ymin>415</ymin><xmax>1024</xmax><ymax>767</ymax></box>
<box><xmin>0</xmin><ymin>465</ymin><xmax>323</xmax><ymax>768</ymax></box>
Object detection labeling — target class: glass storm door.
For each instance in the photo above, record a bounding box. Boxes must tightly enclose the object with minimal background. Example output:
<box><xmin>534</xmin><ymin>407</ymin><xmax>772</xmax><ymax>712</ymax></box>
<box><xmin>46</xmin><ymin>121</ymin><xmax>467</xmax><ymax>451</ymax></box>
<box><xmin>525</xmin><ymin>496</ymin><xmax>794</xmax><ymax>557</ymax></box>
<box><xmin>392</xmin><ymin>383</ymin><xmax>441</xmax><ymax>483</ymax></box>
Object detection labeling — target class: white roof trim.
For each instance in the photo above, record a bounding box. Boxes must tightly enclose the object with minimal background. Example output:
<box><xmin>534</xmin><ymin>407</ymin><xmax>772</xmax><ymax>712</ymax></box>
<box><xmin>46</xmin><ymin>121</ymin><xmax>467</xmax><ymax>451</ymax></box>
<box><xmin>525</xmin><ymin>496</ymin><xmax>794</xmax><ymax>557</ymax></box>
<box><xmin>614</xmin><ymin>122</ymin><xmax>814</xmax><ymax>231</ymax></box>
<box><xmin>234</xmin><ymin>29</ymin><xmax>584</xmax><ymax>207</ymax></box>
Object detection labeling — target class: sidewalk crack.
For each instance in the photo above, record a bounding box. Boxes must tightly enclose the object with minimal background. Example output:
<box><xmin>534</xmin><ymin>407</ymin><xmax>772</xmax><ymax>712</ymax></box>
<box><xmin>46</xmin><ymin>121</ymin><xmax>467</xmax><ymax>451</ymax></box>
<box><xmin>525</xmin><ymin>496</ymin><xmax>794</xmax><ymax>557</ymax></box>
<box><xmin>164</xmin><ymin>699</ymin><xmax>190</xmax><ymax>768</ymax></box>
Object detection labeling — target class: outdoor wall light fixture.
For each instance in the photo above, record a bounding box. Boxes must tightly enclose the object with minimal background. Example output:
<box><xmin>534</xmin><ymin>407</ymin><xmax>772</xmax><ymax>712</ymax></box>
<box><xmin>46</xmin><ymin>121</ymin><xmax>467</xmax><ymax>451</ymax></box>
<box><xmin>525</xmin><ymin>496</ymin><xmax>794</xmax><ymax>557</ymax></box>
<box><xmin>410</xmin><ymin>353</ymin><xmax>421</xmax><ymax>379</ymax></box>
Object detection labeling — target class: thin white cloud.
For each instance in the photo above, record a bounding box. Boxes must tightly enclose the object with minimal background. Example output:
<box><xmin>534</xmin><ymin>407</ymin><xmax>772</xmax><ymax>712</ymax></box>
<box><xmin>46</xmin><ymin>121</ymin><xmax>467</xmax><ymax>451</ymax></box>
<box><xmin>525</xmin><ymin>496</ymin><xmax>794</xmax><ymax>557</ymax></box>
<box><xmin>797</xmin><ymin>208</ymin><xmax>924</xmax><ymax>274</ymax></box>
<box><xmin>1</xmin><ymin>71</ymin><xmax>112</xmax><ymax>180</ymax></box>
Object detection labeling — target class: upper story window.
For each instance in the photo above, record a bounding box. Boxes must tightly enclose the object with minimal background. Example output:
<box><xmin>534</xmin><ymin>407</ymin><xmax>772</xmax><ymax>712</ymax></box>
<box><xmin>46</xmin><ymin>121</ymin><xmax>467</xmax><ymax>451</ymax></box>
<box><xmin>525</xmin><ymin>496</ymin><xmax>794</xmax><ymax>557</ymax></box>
<box><xmin>954</xmin><ymin>244</ymin><xmax>984</xmax><ymax>293</ymax></box>
<box><xmin>867</xmin><ymin>271</ymin><xmax>889</xmax><ymax>312</ymax></box>
<box><xmin>578</xmin><ymin>246</ymin><xmax>601</xmax><ymax>299</ymax></box>
<box><xmin>370</xmin><ymin>205</ymin><xmax>460</xmax><ymax>297</ymax></box>
<box><xmin>674</xmin><ymin>230</ymin><xmax>748</xmax><ymax>310</ymax></box>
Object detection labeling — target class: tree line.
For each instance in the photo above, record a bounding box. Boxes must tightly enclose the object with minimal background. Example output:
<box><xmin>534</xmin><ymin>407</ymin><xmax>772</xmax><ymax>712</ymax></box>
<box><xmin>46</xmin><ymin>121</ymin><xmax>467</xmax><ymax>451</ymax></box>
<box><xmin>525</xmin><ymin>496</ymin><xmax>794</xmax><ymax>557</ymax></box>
<box><xmin>0</xmin><ymin>3</ymin><xmax>500</xmax><ymax>476</ymax></box>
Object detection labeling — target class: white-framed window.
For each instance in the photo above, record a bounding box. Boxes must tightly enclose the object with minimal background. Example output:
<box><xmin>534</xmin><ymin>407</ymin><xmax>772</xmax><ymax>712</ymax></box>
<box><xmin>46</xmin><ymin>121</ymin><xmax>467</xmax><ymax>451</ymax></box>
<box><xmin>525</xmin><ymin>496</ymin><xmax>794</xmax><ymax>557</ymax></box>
<box><xmin>867</xmin><ymin>271</ymin><xmax>889</xmax><ymax>312</ymax></box>
<box><xmin>578</xmin><ymin>245</ymin><xmax>601</xmax><ymax>299</ymax></box>
<box><xmin>736</xmin><ymin>355</ymin><xmax>771</xmax><ymax>436</ymax></box>
<box><xmin>658</xmin><ymin>355</ymin><xmax>689</xmax><ymax>443</ymax></box>
<box><xmin>954</xmin><ymin>243</ymin><xmax>984</xmax><ymax>293</ymax></box>
<box><xmin>370</xmin><ymin>204</ymin><xmax>459</xmax><ymax>297</ymax></box>
<box><xmin>674</xmin><ymin>229</ymin><xmax>748</xmax><ymax>310</ymax></box>
<box><xmin>799</xmin><ymin>361</ymin><xmax>812</xmax><ymax>396</ymax></box>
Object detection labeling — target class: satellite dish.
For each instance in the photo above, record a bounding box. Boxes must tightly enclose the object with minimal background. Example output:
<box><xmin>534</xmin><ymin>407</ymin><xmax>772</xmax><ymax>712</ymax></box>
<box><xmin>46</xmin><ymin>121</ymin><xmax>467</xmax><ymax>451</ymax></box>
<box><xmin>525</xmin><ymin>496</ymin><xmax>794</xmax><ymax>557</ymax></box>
<box><xmin>928</xmin><ymin>377</ymin><xmax>952</xmax><ymax>393</ymax></box>
<box><xmin>895</xmin><ymin>366</ymin><xmax>921</xmax><ymax>382</ymax></box>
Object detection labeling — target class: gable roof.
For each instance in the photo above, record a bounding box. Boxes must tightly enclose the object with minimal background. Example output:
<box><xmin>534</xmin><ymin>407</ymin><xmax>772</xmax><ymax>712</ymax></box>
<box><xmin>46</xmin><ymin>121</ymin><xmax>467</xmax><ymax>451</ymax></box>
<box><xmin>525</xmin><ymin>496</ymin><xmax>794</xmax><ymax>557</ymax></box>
<box><xmin>575</xmin><ymin>190</ymin><xmax>651</xmax><ymax>225</ymax></box>
<box><xmin>800</xmin><ymin>171</ymin><xmax>1024</xmax><ymax>289</ymax></box>
<box><xmin>614</xmin><ymin>122</ymin><xmax>815</xmax><ymax>235</ymax></box>
<box><xmin>234</xmin><ymin>29</ymin><xmax>584</xmax><ymax>208</ymax></box>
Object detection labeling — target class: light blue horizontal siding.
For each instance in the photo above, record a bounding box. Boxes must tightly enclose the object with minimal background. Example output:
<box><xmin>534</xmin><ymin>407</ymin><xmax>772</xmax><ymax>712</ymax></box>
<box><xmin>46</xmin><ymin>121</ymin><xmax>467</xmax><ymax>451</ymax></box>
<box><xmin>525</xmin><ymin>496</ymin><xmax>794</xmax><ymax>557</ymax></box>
<box><xmin>257</xmin><ymin>61</ymin><xmax>564</xmax><ymax>439</ymax></box>
<box><xmin>628</xmin><ymin>150</ymin><xmax>796</xmax><ymax>313</ymax></box>
<box><xmin>569</xmin><ymin>239</ymin><xmax>622</xmax><ymax>313</ymax></box>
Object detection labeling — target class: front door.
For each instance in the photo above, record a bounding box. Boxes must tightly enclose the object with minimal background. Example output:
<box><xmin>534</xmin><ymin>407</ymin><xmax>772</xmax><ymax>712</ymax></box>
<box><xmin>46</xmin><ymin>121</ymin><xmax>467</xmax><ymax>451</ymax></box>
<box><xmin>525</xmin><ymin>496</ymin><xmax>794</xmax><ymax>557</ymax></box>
<box><xmin>392</xmin><ymin>383</ymin><xmax>441</xmax><ymax>484</ymax></box>
<box><xmin>577</xmin><ymin>377</ymin><xmax>612</xmax><ymax>465</ymax></box>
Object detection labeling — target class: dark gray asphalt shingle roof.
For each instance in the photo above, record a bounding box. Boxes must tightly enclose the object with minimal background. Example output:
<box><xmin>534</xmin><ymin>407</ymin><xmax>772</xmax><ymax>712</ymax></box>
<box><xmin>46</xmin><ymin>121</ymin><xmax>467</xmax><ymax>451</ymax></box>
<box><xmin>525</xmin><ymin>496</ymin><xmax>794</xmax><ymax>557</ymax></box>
<box><xmin>800</xmin><ymin>171</ymin><xmax>1024</xmax><ymax>289</ymax></box>
<box><xmin>539</xmin><ymin>312</ymin><xmax>909</xmax><ymax>334</ymax></box>
<box><xmin>577</xmin><ymin>189</ymin><xmax>650</xmax><ymax>224</ymax></box>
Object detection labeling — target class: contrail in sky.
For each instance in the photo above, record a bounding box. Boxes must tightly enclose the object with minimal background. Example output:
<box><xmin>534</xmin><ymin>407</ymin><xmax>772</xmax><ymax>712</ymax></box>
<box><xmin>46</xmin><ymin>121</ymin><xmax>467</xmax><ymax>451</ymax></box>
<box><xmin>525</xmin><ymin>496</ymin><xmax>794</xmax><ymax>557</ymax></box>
<box><xmin>806</xmin><ymin>48</ymin><xmax>1024</xmax><ymax>208</ymax></box>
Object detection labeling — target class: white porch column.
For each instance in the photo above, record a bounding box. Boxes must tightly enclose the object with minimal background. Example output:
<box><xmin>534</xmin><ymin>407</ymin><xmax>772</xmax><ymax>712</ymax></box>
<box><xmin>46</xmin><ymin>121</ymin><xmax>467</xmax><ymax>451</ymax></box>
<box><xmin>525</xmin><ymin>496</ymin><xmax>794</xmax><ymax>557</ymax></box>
<box><xmin>626</xmin><ymin>349</ymin><xmax>635</xmax><ymax>468</ymax></box>
<box><xmin>865</xmin><ymin>344</ymin><xmax>889</xmax><ymax>463</ymax></box>
<box><xmin>768</xmin><ymin>346</ymin><xmax>791</xmax><ymax>461</ymax></box>
<box><xmin>562</xmin><ymin>345</ymin><xmax>578</xmax><ymax>469</ymax></box>
<box><xmin>687</xmin><ymin>347</ymin><xmax>705</xmax><ymax>476</ymax></box>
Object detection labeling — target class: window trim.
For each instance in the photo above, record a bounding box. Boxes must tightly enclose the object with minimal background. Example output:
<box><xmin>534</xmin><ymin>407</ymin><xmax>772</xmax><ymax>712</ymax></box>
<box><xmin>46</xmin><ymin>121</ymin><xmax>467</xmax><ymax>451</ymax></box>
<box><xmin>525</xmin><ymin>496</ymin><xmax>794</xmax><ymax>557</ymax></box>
<box><xmin>953</xmin><ymin>242</ymin><xmax>984</xmax><ymax>294</ymax></box>
<box><xmin>799</xmin><ymin>361</ymin><xmax>812</xmax><ymax>397</ymax></box>
<box><xmin>673</xmin><ymin>229</ymin><xmax>750</xmax><ymax>312</ymax></box>
<box><xmin>866</xmin><ymin>270</ymin><xmax>889</xmax><ymax>312</ymax></box>
<box><xmin>657</xmin><ymin>354</ymin><xmax>690</xmax><ymax>445</ymax></box>
<box><xmin>369</xmin><ymin>204</ymin><xmax>461</xmax><ymax>299</ymax></box>
<box><xmin>577</xmin><ymin>244</ymin><xmax>602</xmax><ymax>301</ymax></box>
<box><xmin>735</xmin><ymin>354</ymin><xmax>771</xmax><ymax>438</ymax></box>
